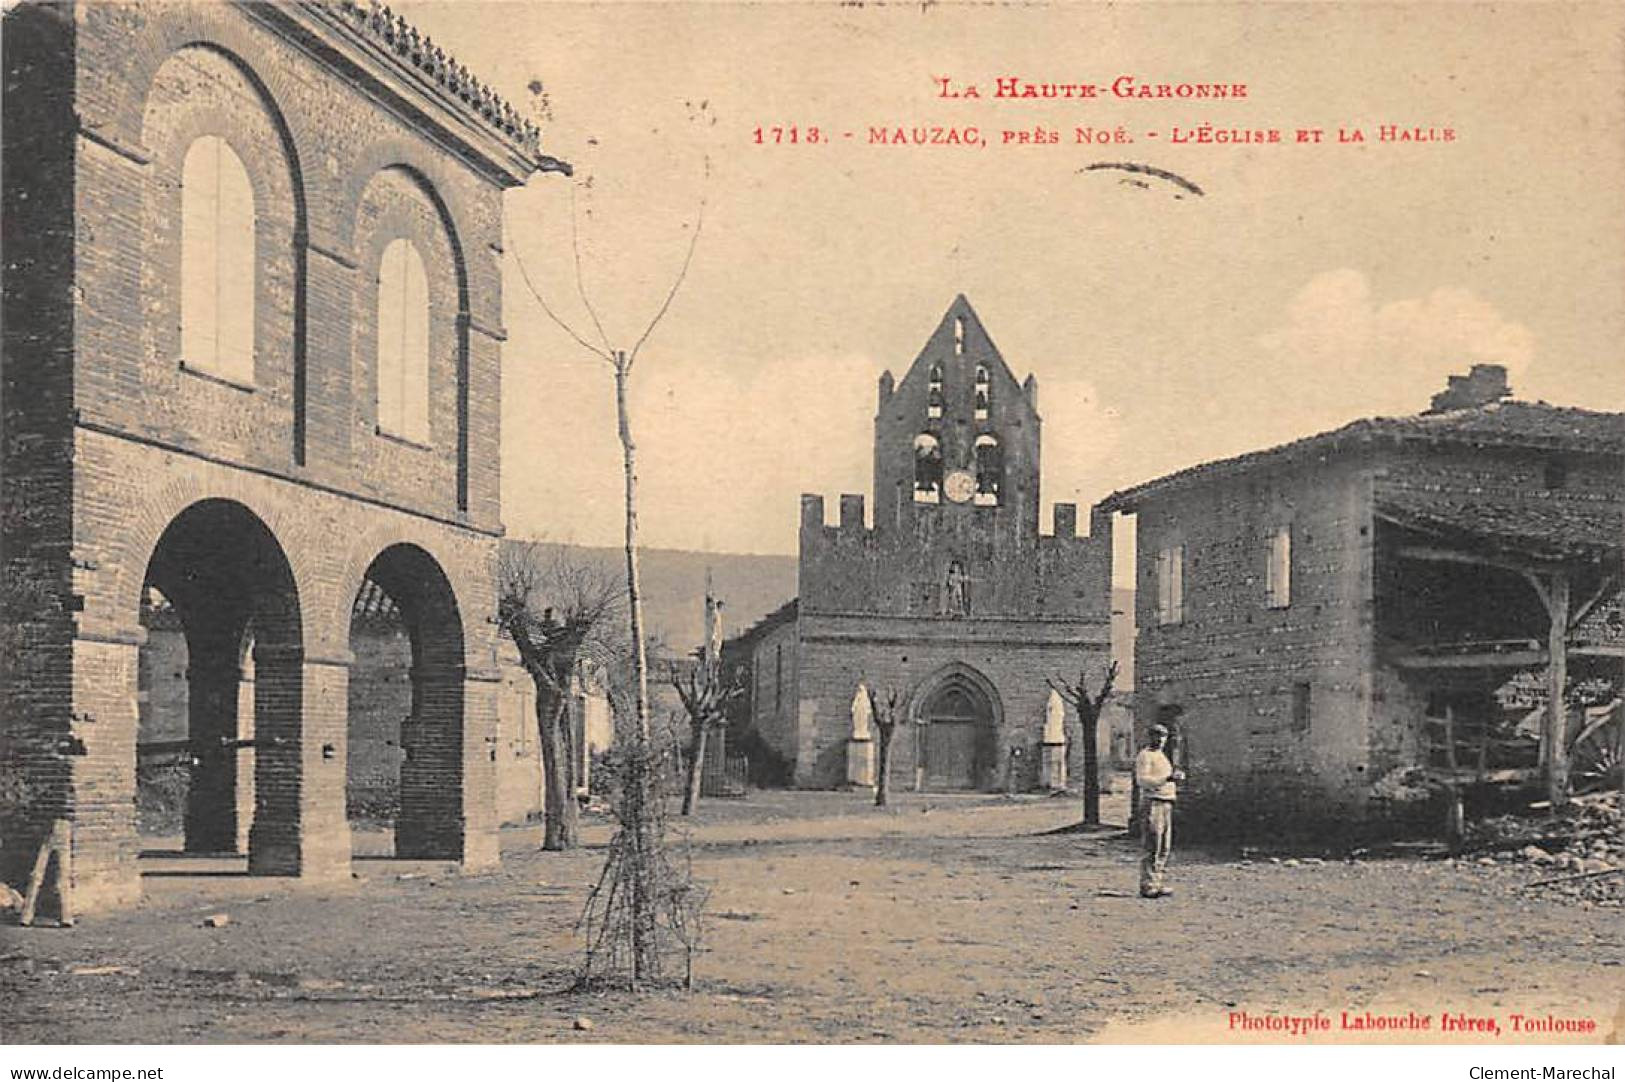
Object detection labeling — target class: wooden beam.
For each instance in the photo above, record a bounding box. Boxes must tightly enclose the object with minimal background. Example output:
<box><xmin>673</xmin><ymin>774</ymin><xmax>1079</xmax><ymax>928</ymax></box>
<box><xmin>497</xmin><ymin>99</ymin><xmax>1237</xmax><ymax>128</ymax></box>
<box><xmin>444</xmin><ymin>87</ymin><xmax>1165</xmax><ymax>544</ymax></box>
<box><xmin>1568</xmin><ymin>569</ymin><xmax>1621</xmax><ymax>633</ymax></box>
<box><xmin>1395</xmin><ymin>543</ymin><xmax>1575</xmax><ymax>575</ymax></box>
<box><xmin>1396</xmin><ymin>544</ymin><xmax>1536</xmax><ymax>576</ymax></box>
<box><xmin>1390</xmin><ymin>650</ymin><xmax>1545</xmax><ymax>670</ymax></box>
<box><xmin>1388</xmin><ymin>644</ymin><xmax>1622</xmax><ymax>670</ymax></box>
<box><xmin>1424</xmin><ymin>766</ymin><xmax>1539</xmax><ymax>786</ymax></box>
<box><xmin>1522</xmin><ymin>569</ymin><xmax>1552</xmax><ymax>615</ymax></box>
<box><xmin>1544</xmin><ymin>571</ymin><xmax>1570</xmax><ymax>810</ymax></box>
<box><xmin>1395</xmin><ymin>544</ymin><xmax>1618</xmax><ymax>628</ymax></box>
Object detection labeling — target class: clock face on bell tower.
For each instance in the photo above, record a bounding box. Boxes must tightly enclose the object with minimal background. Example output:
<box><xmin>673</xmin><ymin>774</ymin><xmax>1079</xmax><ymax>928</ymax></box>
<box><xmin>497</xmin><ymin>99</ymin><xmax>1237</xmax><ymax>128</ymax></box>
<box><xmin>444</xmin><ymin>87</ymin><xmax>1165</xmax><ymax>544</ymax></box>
<box><xmin>943</xmin><ymin>469</ymin><xmax>976</xmax><ymax>503</ymax></box>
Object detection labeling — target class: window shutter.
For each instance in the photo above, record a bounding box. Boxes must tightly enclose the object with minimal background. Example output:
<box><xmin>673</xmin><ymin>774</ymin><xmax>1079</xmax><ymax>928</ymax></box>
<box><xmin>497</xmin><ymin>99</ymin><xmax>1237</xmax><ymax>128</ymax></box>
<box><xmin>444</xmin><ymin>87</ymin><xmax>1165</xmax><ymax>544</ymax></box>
<box><xmin>377</xmin><ymin>238</ymin><xmax>431</xmax><ymax>441</ymax></box>
<box><xmin>180</xmin><ymin>135</ymin><xmax>255</xmax><ymax>381</ymax></box>
<box><xmin>1268</xmin><ymin>525</ymin><xmax>1292</xmax><ymax>608</ymax></box>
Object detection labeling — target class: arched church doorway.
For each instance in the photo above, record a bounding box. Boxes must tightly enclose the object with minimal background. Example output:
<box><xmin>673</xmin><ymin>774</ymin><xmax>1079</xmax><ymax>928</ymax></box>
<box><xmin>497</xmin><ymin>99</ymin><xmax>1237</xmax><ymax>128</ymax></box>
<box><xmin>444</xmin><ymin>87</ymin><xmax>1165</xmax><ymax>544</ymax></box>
<box><xmin>918</xmin><ymin>675</ymin><xmax>994</xmax><ymax>790</ymax></box>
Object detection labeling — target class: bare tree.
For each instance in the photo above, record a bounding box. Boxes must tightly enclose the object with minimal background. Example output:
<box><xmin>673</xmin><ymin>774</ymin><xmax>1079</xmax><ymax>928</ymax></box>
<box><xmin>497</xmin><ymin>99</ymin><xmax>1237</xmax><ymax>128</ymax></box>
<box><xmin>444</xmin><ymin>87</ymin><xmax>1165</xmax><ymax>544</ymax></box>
<box><xmin>1048</xmin><ymin>660</ymin><xmax>1119</xmax><ymax>826</ymax></box>
<box><xmin>495</xmin><ymin>543</ymin><xmax>623</xmax><ymax>850</ymax></box>
<box><xmin>513</xmin><ymin>171</ymin><xmax>705</xmax><ymax>759</ymax></box>
<box><xmin>670</xmin><ymin>584</ymin><xmax>741</xmax><ymax>815</ymax></box>
<box><xmin>577</xmin><ymin>737</ymin><xmax>707</xmax><ymax>992</ymax></box>
<box><xmin>671</xmin><ymin>658</ymin><xmax>741</xmax><ymax>817</ymax></box>
<box><xmin>866</xmin><ymin>686</ymin><xmax>903</xmax><ymax>808</ymax></box>
<box><xmin>509</xmin><ymin>102</ymin><xmax>711</xmax><ymax>983</ymax></box>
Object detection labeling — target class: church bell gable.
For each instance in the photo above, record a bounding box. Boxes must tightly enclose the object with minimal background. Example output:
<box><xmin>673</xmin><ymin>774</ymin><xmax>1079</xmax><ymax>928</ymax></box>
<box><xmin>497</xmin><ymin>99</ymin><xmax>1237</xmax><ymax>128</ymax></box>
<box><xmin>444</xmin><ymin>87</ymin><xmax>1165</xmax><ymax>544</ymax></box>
<box><xmin>872</xmin><ymin>295</ymin><xmax>1042</xmax><ymax>542</ymax></box>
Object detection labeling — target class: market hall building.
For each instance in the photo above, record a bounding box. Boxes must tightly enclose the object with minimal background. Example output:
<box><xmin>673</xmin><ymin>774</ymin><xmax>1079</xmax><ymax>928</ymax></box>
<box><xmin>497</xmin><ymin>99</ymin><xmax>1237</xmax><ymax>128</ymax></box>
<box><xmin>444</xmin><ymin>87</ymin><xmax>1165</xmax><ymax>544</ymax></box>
<box><xmin>724</xmin><ymin>297</ymin><xmax>1115</xmax><ymax>792</ymax></box>
<box><xmin>1</xmin><ymin>0</ymin><xmax>565</xmax><ymax>911</ymax></box>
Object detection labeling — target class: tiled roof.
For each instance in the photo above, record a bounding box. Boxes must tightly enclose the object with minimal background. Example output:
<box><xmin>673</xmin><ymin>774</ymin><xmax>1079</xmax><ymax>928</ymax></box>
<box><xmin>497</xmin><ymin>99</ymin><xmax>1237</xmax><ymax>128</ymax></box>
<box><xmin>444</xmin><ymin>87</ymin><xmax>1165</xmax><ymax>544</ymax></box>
<box><xmin>320</xmin><ymin>0</ymin><xmax>543</xmax><ymax>159</ymax></box>
<box><xmin>352</xmin><ymin>578</ymin><xmax>400</xmax><ymax>619</ymax></box>
<box><xmin>1099</xmin><ymin>401</ymin><xmax>1625</xmax><ymax>511</ymax></box>
<box><xmin>1375</xmin><ymin>486</ymin><xmax>1623</xmax><ymax>559</ymax></box>
<box><xmin>1366</xmin><ymin>401</ymin><xmax>1624</xmax><ymax>448</ymax></box>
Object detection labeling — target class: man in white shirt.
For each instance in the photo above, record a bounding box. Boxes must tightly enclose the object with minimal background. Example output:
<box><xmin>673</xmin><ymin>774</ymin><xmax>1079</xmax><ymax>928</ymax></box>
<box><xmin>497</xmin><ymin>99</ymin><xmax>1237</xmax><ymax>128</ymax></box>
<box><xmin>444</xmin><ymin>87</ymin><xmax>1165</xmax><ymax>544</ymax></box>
<box><xmin>1134</xmin><ymin>723</ymin><xmax>1184</xmax><ymax>898</ymax></box>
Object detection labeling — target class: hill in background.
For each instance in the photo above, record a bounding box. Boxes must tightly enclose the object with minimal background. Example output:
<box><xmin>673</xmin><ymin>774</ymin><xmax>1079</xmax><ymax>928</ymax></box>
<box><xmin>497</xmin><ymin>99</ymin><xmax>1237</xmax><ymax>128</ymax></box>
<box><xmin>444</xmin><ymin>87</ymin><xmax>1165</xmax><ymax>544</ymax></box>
<box><xmin>507</xmin><ymin>541</ymin><xmax>797</xmax><ymax>654</ymax></box>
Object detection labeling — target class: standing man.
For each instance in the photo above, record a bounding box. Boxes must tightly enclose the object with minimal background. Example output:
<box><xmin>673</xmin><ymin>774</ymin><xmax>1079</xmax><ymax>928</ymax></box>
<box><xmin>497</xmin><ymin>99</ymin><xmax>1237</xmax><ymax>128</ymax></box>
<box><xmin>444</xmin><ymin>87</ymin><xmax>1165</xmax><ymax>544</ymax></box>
<box><xmin>1135</xmin><ymin>723</ymin><xmax>1184</xmax><ymax>898</ymax></box>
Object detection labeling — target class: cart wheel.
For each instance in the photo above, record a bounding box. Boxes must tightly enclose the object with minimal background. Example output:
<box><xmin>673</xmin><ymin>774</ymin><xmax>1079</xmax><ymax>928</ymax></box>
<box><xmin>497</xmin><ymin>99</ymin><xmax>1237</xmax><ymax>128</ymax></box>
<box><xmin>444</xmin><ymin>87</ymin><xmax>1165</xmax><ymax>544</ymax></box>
<box><xmin>1568</xmin><ymin>705</ymin><xmax>1622</xmax><ymax>795</ymax></box>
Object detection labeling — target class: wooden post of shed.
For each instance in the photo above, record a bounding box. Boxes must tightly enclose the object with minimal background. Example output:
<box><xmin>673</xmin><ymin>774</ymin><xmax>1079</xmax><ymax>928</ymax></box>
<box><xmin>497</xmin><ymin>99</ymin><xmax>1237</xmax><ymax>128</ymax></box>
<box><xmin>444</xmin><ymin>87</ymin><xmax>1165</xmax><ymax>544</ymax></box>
<box><xmin>1543</xmin><ymin>570</ymin><xmax>1570</xmax><ymax>810</ymax></box>
<box><xmin>1444</xmin><ymin>786</ymin><xmax>1465</xmax><ymax>851</ymax></box>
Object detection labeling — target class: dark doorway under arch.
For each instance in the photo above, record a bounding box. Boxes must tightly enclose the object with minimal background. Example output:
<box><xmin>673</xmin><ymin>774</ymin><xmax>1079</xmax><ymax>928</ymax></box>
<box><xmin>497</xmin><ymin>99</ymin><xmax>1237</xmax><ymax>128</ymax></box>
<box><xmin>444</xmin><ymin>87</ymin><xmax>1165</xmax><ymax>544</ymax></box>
<box><xmin>138</xmin><ymin>499</ymin><xmax>302</xmax><ymax>868</ymax></box>
<box><xmin>346</xmin><ymin>543</ymin><xmax>466</xmax><ymax>861</ymax></box>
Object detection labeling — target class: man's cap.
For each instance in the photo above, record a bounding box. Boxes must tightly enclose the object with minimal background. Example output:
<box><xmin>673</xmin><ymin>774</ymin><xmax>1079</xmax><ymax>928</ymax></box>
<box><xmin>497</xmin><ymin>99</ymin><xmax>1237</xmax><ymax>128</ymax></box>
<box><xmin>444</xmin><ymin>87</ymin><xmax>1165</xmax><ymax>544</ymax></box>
<box><xmin>1149</xmin><ymin>723</ymin><xmax>1169</xmax><ymax>737</ymax></box>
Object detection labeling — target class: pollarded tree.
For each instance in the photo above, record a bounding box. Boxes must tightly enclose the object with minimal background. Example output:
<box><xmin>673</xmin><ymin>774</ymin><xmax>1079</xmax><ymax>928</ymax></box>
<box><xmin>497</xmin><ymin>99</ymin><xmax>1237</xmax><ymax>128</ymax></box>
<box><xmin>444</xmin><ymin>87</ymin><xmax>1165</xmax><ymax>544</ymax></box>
<box><xmin>671</xmin><ymin>660</ymin><xmax>742</xmax><ymax>817</ymax></box>
<box><xmin>671</xmin><ymin>584</ymin><xmax>742</xmax><ymax>815</ymax></box>
<box><xmin>496</xmin><ymin>542</ymin><xmax>624</xmax><ymax>851</ymax></box>
<box><xmin>866</xmin><ymin>686</ymin><xmax>904</xmax><ymax>808</ymax></box>
<box><xmin>1048</xmin><ymin>660</ymin><xmax>1119</xmax><ymax>826</ymax></box>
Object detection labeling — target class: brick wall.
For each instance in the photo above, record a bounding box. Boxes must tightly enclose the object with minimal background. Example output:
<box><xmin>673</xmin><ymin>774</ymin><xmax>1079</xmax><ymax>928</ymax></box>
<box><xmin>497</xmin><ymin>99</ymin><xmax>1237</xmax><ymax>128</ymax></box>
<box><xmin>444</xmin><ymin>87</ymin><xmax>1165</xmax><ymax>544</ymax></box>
<box><xmin>793</xmin><ymin>615</ymin><xmax>1111</xmax><ymax>790</ymax></box>
<box><xmin>1</xmin><ymin>6</ymin><xmax>80</xmax><ymax>870</ymax></box>
<box><xmin>0</xmin><ymin>1</ymin><xmax>548</xmax><ymax>910</ymax></box>
<box><xmin>800</xmin><ymin>495</ymin><xmax>1108</xmax><ymax>623</ymax></box>
<box><xmin>1129</xmin><ymin>455</ymin><xmax>1377</xmax><ymax>837</ymax></box>
<box><xmin>493</xmin><ymin>642</ymin><xmax>544</xmax><ymax>826</ymax></box>
<box><xmin>344</xmin><ymin>616</ymin><xmax>412</xmax><ymax>819</ymax></box>
<box><xmin>60</xmin><ymin>4</ymin><xmax>510</xmax><ymax>531</ymax></box>
<box><xmin>791</xmin><ymin>502</ymin><xmax>1113</xmax><ymax>791</ymax></box>
<box><xmin>739</xmin><ymin>616</ymin><xmax>801</xmax><ymax>766</ymax></box>
<box><xmin>1377</xmin><ymin>440</ymin><xmax>1623</xmax><ymax>503</ymax></box>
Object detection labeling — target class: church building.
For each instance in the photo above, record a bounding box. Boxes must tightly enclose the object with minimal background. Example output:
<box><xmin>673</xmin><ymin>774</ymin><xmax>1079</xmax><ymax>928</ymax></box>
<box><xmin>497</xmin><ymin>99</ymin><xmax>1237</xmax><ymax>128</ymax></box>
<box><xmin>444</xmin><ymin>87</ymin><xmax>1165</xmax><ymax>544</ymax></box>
<box><xmin>724</xmin><ymin>297</ymin><xmax>1114</xmax><ymax>791</ymax></box>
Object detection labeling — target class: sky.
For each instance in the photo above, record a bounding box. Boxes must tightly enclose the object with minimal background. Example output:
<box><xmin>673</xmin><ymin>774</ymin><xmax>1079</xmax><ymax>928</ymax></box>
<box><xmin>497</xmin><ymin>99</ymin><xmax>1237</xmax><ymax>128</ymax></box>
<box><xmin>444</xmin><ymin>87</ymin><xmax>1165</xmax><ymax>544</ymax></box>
<box><xmin>404</xmin><ymin>2</ymin><xmax>1625</xmax><ymax>559</ymax></box>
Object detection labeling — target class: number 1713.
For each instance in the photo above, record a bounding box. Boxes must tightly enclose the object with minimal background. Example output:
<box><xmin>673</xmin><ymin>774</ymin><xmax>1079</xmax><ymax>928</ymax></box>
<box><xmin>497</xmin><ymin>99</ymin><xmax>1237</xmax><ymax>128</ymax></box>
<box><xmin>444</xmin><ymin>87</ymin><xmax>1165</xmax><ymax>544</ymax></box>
<box><xmin>752</xmin><ymin>126</ymin><xmax>823</xmax><ymax>144</ymax></box>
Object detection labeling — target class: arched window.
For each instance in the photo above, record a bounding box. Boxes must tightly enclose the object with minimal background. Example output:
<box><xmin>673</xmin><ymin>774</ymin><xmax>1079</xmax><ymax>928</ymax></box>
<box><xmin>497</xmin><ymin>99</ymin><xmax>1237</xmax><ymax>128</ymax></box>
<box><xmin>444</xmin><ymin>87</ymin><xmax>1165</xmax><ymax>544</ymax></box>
<box><xmin>913</xmin><ymin>432</ymin><xmax>943</xmax><ymax>503</ymax></box>
<box><xmin>927</xmin><ymin>363</ymin><xmax>944</xmax><ymax>419</ymax></box>
<box><xmin>181</xmin><ymin>135</ymin><xmax>256</xmax><ymax>382</ymax></box>
<box><xmin>376</xmin><ymin>238</ymin><xmax>430</xmax><ymax>443</ymax></box>
<box><xmin>974</xmin><ymin>364</ymin><xmax>991</xmax><ymax>420</ymax></box>
<box><xmin>974</xmin><ymin>434</ymin><xmax>1002</xmax><ymax>505</ymax></box>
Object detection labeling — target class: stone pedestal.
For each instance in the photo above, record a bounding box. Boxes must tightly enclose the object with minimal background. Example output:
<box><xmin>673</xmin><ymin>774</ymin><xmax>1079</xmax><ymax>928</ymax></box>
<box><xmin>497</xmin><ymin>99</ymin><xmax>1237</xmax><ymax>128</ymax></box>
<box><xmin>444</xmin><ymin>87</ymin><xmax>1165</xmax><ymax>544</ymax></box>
<box><xmin>1040</xmin><ymin>741</ymin><xmax>1067</xmax><ymax>791</ymax></box>
<box><xmin>846</xmin><ymin>737</ymin><xmax>876</xmax><ymax>788</ymax></box>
